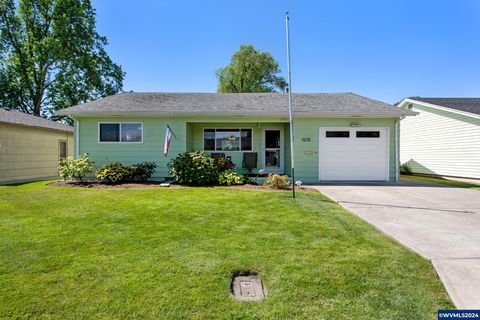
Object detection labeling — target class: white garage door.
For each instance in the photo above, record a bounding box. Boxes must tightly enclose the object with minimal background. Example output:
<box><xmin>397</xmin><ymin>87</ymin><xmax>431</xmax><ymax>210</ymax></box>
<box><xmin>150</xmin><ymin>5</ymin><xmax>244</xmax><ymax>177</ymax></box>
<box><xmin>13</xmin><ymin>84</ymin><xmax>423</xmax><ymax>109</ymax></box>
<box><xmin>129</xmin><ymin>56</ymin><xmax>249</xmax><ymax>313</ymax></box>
<box><xmin>319</xmin><ymin>127</ymin><xmax>389</xmax><ymax>181</ymax></box>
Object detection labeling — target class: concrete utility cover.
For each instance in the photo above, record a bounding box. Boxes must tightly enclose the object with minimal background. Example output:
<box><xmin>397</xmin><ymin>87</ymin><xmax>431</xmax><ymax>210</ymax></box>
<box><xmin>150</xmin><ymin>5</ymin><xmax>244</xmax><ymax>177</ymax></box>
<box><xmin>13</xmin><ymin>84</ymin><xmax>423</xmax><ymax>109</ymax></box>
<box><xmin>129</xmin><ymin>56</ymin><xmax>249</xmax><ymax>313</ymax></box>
<box><xmin>232</xmin><ymin>275</ymin><xmax>264</xmax><ymax>301</ymax></box>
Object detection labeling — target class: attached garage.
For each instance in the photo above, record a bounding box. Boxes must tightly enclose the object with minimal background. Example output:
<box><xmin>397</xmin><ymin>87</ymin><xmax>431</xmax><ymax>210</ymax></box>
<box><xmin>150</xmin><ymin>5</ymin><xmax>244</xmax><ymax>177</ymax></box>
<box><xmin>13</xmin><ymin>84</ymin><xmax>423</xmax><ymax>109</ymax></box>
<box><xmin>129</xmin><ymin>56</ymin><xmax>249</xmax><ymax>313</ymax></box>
<box><xmin>319</xmin><ymin>127</ymin><xmax>390</xmax><ymax>181</ymax></box>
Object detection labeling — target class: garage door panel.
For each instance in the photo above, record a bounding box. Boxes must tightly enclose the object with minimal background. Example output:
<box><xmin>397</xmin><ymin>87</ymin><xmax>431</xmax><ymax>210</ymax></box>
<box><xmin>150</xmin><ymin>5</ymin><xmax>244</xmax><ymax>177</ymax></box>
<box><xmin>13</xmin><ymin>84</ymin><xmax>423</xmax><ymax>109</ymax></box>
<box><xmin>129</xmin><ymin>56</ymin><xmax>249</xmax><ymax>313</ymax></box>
<box><xmin>319</xmin><ymin>128</ymin><xmax>389</xmax><ymax>181</ymax></box>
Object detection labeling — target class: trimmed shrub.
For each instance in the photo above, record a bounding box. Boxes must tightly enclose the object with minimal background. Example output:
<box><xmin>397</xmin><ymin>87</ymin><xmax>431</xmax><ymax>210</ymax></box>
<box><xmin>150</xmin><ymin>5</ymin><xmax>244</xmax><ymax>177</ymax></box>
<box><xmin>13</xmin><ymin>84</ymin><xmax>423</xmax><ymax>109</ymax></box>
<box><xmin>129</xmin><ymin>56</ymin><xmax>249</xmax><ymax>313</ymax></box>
<box><xmin>168</xmin><ymin>151</ymin><xmax>219</xmax><ymax>185</ymax></box>
<box><xmin>400</xmin><ymin>163</ymin><xmax>412</xmax><ymax>175</ymax></box>
<box><xmin>218</xmin><ymin>170</ymin><xmax>246</xmax><ymax>186</ymax></box>
<box><xmin>95</xmin><ymin>161</ymin><xmax>157</xmax><ymax>183</ymax></box>
<box><xmin>128</xmin><ymin>162</ymin><xmax>157</xmax><ymax>182</ymax></box>
<box><xmin>96</xmin><ymin>161</ymin><xmax>130</xmax><ymax>183</ymax></box>
<box><xmin>58</xmin><ymin>154</ymin><xmax>94</xmax><ymax>183</ymax></box>
<box><xmin>264</xmin><ymin>173</ymin><xmax>291</xmax><ymax>189</ymax></box>
<box><xmin>244</xmin><ymin>175</ymin><xmax>255</xmax><ymax>185</ymax></box>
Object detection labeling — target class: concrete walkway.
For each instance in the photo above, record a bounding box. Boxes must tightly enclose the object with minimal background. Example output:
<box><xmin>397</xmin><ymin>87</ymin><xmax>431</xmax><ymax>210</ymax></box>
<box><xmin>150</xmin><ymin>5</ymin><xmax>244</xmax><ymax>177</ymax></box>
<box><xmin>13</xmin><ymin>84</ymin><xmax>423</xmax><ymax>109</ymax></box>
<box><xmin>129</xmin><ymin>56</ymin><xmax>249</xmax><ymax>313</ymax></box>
<box><xmin>310</xmin><ymin>180</ymin><xmax>480</xmax><ymax>309</ymax></box>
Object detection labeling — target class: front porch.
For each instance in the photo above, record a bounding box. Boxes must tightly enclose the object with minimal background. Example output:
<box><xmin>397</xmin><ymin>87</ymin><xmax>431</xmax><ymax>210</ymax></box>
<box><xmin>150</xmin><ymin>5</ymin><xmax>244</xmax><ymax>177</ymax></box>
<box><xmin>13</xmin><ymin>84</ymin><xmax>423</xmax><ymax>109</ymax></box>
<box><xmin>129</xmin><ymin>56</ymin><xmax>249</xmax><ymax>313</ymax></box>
<box><xmin>186</xmin><ymin>122</ymin><xmax>291</xmax><ymax>175</ymax></box>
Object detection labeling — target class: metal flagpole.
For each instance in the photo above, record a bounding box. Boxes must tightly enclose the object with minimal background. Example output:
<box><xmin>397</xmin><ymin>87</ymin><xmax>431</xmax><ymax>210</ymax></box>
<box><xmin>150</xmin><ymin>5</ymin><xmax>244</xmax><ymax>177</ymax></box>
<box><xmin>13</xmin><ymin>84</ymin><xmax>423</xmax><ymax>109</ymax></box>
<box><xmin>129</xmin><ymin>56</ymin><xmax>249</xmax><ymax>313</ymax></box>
<box><xmin>285</xmin><ymin>11</ymin><xmax>295</xmax><ymax>199</ymax></box>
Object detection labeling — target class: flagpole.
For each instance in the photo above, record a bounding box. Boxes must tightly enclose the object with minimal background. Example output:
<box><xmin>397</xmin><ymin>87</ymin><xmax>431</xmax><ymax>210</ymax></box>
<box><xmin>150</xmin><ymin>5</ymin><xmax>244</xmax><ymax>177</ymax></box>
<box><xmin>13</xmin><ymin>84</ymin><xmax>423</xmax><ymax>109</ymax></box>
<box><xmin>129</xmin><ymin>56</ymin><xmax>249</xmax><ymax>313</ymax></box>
<box><xmin>286</xmin><ymin>11</ymin><xmax>295</xmax><ymax>199</ymax></box>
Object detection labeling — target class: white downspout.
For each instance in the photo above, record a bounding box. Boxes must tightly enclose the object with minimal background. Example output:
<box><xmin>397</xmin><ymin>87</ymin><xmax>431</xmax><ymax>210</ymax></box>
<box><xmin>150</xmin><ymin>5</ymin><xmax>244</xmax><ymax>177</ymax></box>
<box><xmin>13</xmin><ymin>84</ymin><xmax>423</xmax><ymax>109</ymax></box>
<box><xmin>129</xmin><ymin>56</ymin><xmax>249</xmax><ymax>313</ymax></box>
<box><xmin>394</xmin><ymin>116</ymin><xmax>404</xmax><ymax>182</ymax></box>
<box><xmin>394</xmin><ymin>120</ymin><xmax>398</xmax><ymax>182</ymax></box>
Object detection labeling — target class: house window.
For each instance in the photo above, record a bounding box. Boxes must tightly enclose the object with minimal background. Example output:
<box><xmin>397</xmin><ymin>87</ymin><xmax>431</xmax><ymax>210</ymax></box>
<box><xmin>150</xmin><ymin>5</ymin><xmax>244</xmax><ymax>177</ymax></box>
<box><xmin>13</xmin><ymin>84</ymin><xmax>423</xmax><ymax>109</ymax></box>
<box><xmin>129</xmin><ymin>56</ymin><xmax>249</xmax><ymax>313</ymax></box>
<box><xmin>326</xmin><ymin>131</ymin><xmax>350</xmax><ymax>138</ymax></box>
<box><xmin>203</xmin><ymin>128</ymin><xmax>252</xmax><ymax>151</ymax></box>
<box><xmin>356</xmin><ymin>131</ymin><xmax>380</xmax><ymax>138</ymax></box>
<box><xmin>58</xmin><ymin>140</ymin><xmax>67</xmax><ymax>161</ymax></box>
<box><xmin>99</xmin><ymin>123</ymin><xmax>143</xmax><ymax>143</ymax></box>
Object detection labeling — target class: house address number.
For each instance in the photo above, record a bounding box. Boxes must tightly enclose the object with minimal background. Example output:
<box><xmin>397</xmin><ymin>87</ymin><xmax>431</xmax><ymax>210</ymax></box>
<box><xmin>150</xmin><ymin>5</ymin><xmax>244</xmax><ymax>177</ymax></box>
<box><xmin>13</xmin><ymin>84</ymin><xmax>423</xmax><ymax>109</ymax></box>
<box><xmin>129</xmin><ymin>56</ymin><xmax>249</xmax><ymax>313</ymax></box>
<box><xmin>301</xmin><ymin>137</ymin><xmax>311</xmax><ymax>142</ymax></box>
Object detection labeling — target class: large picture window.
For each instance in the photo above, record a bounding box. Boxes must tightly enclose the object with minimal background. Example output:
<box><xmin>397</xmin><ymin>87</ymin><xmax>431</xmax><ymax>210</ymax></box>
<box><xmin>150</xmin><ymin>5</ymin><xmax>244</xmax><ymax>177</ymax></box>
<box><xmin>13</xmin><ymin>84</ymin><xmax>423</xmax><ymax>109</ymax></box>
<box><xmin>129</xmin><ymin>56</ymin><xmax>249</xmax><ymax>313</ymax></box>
<box><xmin>99</xmin><ymin>122</ymin><xmax>143</xmax><ymax>143</ymax></box>
<box><xmin>203</xmin><ymin>128</ymin><xmax>252</xmax><ymax>151</ymax></box>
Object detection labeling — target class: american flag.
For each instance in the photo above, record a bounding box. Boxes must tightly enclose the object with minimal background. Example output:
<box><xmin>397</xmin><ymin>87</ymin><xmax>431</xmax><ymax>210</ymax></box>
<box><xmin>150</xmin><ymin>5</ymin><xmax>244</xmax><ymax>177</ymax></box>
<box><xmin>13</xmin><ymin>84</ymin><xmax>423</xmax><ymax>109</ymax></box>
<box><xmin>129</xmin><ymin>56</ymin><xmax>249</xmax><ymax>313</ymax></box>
<box><xmin>164</xmin><ymin>125</ymin><xmax>175</xmax><ymax>157</ymax></box>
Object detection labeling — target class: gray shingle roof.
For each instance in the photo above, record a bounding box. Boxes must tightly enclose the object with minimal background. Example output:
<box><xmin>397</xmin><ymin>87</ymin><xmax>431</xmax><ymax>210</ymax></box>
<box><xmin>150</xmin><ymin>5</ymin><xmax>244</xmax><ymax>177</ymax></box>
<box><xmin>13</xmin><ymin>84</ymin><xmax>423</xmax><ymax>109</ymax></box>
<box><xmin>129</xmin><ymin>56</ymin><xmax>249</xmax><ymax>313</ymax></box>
<box><xmin>0</xmin><ymin>108</ymin><xmax>73</xmax><ymax>132</ymax></box>
<box><xmin>408</xmin><ymin>97</ymin><xmax>480</xmax><ymax>116</ymax></box>
<box><xmin>57</xmin><ymin>92</ymin><xmax>415</xmax><ymax>117</ymax></box>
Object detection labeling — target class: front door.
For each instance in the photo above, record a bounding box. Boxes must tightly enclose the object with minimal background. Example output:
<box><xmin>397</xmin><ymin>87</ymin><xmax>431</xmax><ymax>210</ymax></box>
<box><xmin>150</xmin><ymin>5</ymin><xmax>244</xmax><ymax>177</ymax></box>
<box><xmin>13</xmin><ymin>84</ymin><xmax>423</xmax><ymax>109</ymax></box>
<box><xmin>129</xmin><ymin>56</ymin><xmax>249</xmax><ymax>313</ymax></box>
<box><xmin>263</xmin><ymin>129</ymin><xmax>284</xmax><ymax>173</ymax></box>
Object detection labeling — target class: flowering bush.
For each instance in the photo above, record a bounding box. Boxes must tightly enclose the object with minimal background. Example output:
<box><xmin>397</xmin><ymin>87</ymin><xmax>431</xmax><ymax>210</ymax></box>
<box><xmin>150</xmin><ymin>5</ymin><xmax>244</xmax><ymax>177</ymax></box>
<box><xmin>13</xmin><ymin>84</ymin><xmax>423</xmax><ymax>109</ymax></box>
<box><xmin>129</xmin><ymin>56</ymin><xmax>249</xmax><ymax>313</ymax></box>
<box><xmin>168</xmin><ymin>151</ymin><xmax>219</xmax><ymax>185</ymax></box>
<box><xmin>214</xmin><ymin>157</ymin><xmax>234</xmax><ymax>172</ymax></box>
<box><xmin>95</xmin><ymin>161</ymin><xmax>129</xmax><ymax>183</ymax></box>
<box><xmin>263</xmin><ymin>173</ymin><xmax>291</xmax><ymax>189</ymax></box>
<box><xmin>218</xmin><ymin>170</ymin><xmax>246</xmax><ymax>186</ymax></box>
<box><xmin>58</xmin><ymin>154</ymin><xmax>94</xmax><ymax>183</ymax></box>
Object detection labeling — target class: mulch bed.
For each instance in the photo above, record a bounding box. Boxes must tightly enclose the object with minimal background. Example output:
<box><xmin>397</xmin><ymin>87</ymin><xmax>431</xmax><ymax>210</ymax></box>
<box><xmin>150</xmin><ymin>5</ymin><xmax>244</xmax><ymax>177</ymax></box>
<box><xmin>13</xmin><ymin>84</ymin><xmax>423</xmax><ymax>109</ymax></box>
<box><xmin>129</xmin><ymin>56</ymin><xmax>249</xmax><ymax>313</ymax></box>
<box><xmin>47</xmin><ymin>181</ymin><xmax>183</xmax><ymax>189</ymax></box>
<box><xmin>48</xmin><ymin>181</ymin><xmax>317</xmax><ymax>192</ymax></box>
<box><xmin>48</xmin><ymin>181</ymin><xmax>318</xmax><ymax>192</ymax></box>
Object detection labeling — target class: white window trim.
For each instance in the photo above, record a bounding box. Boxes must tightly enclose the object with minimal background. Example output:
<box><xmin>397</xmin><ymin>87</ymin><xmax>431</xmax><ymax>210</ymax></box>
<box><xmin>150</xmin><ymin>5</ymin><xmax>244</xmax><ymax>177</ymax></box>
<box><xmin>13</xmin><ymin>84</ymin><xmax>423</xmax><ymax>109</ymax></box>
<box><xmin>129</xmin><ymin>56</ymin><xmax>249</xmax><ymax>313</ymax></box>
<box><xmin>58</xmin><ymin>140</ymin><xmax>68</xmax><ymax>160</ymax></box>
<box><xmin>98</xmin><ymin>122</ymin><xmax>144</xmax><ymax>144</ymax></box>
<box><xmin>261</xmin><ymin>127</ymin><xmax>284</xmax><ymax>173</ymax></box>
<box><xmin>202</xmin><ymin>127</ymin><xmax>253</xmax><ymax>152</ymax></box>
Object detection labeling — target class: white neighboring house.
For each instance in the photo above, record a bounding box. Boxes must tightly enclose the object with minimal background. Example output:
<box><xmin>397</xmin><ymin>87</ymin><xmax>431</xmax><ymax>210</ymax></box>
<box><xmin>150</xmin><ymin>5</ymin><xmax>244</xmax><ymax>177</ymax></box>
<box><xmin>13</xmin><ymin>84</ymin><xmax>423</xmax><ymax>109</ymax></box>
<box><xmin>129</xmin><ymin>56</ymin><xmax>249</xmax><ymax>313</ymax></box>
<box><xmin>397</xmin><ymin>98</ymin><xmax>480</xmax><ymax>179</ymax></box>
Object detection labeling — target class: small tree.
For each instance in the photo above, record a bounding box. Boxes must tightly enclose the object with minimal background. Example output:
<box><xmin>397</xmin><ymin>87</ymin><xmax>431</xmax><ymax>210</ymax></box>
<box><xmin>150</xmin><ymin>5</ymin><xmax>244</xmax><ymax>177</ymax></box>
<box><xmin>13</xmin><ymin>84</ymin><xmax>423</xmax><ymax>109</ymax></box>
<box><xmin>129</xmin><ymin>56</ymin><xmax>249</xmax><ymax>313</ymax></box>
<box><xmin>216</xmin><ymin>44</ymin><xmax>287</xmax><ymax>93</ymax></box>
<box><xmin>58</xmin><ymin>154</ymin><xmax>94</xmax><ymax>183</ymax></box>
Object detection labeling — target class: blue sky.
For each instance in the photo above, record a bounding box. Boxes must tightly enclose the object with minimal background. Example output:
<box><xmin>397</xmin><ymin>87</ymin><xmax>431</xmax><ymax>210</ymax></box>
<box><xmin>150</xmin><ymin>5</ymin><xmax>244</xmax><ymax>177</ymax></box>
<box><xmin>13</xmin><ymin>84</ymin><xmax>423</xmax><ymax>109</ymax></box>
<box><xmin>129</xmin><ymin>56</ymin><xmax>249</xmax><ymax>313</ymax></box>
<box><xmin>92</xmin><ymin>0</ymin><xmax>480</xmax><ymax>104</ymax></box>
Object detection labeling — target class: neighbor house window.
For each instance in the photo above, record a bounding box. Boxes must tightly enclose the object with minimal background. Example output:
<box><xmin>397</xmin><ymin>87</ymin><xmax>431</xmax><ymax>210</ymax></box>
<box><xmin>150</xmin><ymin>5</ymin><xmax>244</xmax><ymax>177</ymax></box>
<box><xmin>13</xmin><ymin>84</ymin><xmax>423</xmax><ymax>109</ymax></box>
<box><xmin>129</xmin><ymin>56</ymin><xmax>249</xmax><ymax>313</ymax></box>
<box><xmin>203</xmin><ymin>128</ymin><xmax>252</xmax><ymax>151</ymax></box>
<box><xmin>99</xmin><ymin>123</ymin><xmax>143</xmax><ymax>143</ymax></box>
<box><xmin>58</xmin><ymin>140</ymin><xmax>67</xmax><ymax>161</ymax></box>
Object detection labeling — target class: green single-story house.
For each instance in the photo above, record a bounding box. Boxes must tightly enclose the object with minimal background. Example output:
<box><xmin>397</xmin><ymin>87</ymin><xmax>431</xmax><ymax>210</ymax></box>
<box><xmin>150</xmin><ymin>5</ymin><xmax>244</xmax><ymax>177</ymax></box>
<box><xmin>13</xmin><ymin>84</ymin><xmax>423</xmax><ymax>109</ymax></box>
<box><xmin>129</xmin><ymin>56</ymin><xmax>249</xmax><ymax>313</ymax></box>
<box><xmin>57</xmin><ymin>92</ymin><xmax>415</xmax><ymax>183</ymax></box>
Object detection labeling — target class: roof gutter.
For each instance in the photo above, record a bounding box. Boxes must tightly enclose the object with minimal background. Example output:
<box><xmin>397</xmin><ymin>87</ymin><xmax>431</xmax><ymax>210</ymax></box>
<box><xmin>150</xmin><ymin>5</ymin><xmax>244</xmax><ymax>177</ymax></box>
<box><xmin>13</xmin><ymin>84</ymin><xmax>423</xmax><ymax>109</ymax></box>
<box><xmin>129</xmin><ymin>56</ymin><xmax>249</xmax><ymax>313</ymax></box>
<box><xmin>398</xmin><ymin>98</ymin><xmax>480</xmax><ymax>119</ymax></box>
<box><xmin>58</xmin><ymin>112</ymin><xmax>415</xmax><ymax>118</ymax></box>
<box><xmin>0</xmin><ymin>120</ymin><xmax>74</xmax><ymax>133</ymax></box>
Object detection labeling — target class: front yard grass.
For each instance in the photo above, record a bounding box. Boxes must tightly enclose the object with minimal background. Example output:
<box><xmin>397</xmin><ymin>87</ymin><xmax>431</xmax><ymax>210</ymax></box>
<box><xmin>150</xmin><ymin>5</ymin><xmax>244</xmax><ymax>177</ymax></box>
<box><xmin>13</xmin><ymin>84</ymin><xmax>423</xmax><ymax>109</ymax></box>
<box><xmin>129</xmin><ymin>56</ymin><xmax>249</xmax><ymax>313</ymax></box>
<box><xmin>0</xmin><ymin>181</ymin><xmax>452</xmax><ymax>319</ymax></box>
<box><xmin>401</xmin><ymin>174</ymin><xmax>480</xmax><ymax>190</ymax></box>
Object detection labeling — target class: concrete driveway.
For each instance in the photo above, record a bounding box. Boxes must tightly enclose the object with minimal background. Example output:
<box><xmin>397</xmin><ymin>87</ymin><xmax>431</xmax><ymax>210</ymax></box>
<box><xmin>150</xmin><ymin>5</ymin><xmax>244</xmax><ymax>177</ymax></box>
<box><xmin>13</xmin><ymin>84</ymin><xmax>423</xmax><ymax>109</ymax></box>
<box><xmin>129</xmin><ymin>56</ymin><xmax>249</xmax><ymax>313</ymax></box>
<box><xmin>311</xmin><ymin>180</ymin><xmax>480</xmax><ymax>309</ymax></box>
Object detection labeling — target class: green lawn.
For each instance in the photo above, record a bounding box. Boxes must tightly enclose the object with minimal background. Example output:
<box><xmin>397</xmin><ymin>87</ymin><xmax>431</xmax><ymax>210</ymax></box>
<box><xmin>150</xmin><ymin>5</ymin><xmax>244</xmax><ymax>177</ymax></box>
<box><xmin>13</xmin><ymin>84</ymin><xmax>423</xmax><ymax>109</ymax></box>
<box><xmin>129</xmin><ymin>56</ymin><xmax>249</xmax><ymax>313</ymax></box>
<box><xmin>402</xmin><ymin>174</ymin><xmax>480</xmax><ymax>190</ymax></box>
<box><xmin>0</xmin><ymin>182</ymin><xmax>452</xmax><ymax>319</ymax></box>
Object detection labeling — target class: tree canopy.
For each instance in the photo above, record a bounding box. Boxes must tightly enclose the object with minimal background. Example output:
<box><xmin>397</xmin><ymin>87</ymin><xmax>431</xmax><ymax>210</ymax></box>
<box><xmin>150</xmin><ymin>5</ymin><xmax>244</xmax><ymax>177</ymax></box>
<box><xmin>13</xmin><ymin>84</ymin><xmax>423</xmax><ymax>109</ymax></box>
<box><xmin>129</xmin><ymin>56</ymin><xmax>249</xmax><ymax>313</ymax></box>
<box><xmin>216</xmin><ymin>44</ymin><xmax>287</xmax><ymax>93</ymax></box>
<box><xmin>0</xmin><ymin>0</ymin><xmax>124</xmax><ymax>118</ymax></box>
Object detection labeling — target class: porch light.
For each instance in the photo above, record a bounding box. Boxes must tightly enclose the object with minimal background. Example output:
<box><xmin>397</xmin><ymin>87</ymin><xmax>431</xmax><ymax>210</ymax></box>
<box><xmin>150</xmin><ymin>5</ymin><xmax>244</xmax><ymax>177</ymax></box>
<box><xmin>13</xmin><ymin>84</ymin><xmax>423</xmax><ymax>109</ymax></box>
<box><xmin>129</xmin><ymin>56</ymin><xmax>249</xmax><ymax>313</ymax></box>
<box><xmin>350</xmin><ymin>121</ymin><xmax>361</xmax><ymax>127</ymax></box>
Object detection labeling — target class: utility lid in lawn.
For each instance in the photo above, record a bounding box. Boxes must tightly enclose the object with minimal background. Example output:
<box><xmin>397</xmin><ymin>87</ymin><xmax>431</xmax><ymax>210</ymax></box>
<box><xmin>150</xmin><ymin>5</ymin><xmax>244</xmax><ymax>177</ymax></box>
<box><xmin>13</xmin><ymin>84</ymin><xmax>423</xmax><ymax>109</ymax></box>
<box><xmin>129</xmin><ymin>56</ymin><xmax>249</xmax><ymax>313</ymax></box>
<box><xmin>231</xmin><ymin>275</ymin><xmax>264</xmax><ymax>301</ymax></box>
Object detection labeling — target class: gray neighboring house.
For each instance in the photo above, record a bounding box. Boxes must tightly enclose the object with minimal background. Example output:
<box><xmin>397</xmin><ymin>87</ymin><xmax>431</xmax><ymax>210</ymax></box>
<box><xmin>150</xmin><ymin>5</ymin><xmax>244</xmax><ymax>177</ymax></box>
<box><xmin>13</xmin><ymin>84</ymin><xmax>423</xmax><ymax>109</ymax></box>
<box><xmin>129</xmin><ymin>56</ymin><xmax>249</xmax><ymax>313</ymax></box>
<box><xmin>397</xmin><ymin>97</ymin><xmax>480</xmax><ymax>179</ymax></box>
<box><xmin>0</xmin><ymin>108</ymin><xmax>74</xmax><ymax>184</ymax></box>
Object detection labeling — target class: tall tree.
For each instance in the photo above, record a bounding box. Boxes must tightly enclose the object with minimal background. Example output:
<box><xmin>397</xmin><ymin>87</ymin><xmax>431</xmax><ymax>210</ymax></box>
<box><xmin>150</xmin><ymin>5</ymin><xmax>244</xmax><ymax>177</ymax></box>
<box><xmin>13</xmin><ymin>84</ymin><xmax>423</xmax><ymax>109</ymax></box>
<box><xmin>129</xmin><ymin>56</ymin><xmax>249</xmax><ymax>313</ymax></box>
<box><xmin>216</xmin><ymin>44</ymin><xmax>287</xmax><ymax>93</ymax></box>
<box><xmin>0</xmin><ymin>0</ymin><xmax>124</xmax><ymax>118</ymax></box>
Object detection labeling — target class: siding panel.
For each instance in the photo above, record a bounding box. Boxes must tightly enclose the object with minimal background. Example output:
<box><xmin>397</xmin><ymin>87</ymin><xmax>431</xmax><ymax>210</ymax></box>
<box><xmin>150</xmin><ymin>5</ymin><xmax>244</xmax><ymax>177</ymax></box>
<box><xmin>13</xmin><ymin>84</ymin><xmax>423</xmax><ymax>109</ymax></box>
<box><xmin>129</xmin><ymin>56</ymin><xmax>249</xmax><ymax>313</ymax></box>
<box><xmin>77</xmin><ymin>117</ymin><xmax>399</xmax><ymax>182</ymax></box>
<box><xmin>400</xmin><ymin>104</ymin><xmax>480</xmax><ymax>179</ymax></box>
<box><xmin>0</xmin><ymin>124</ymin><xmax>73</xmax><ymax>184</ymax></box>
<box><xmin>78</xmin><ymin>118</ymin><xmax>187</xmax><ymax>178</ymax></box>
